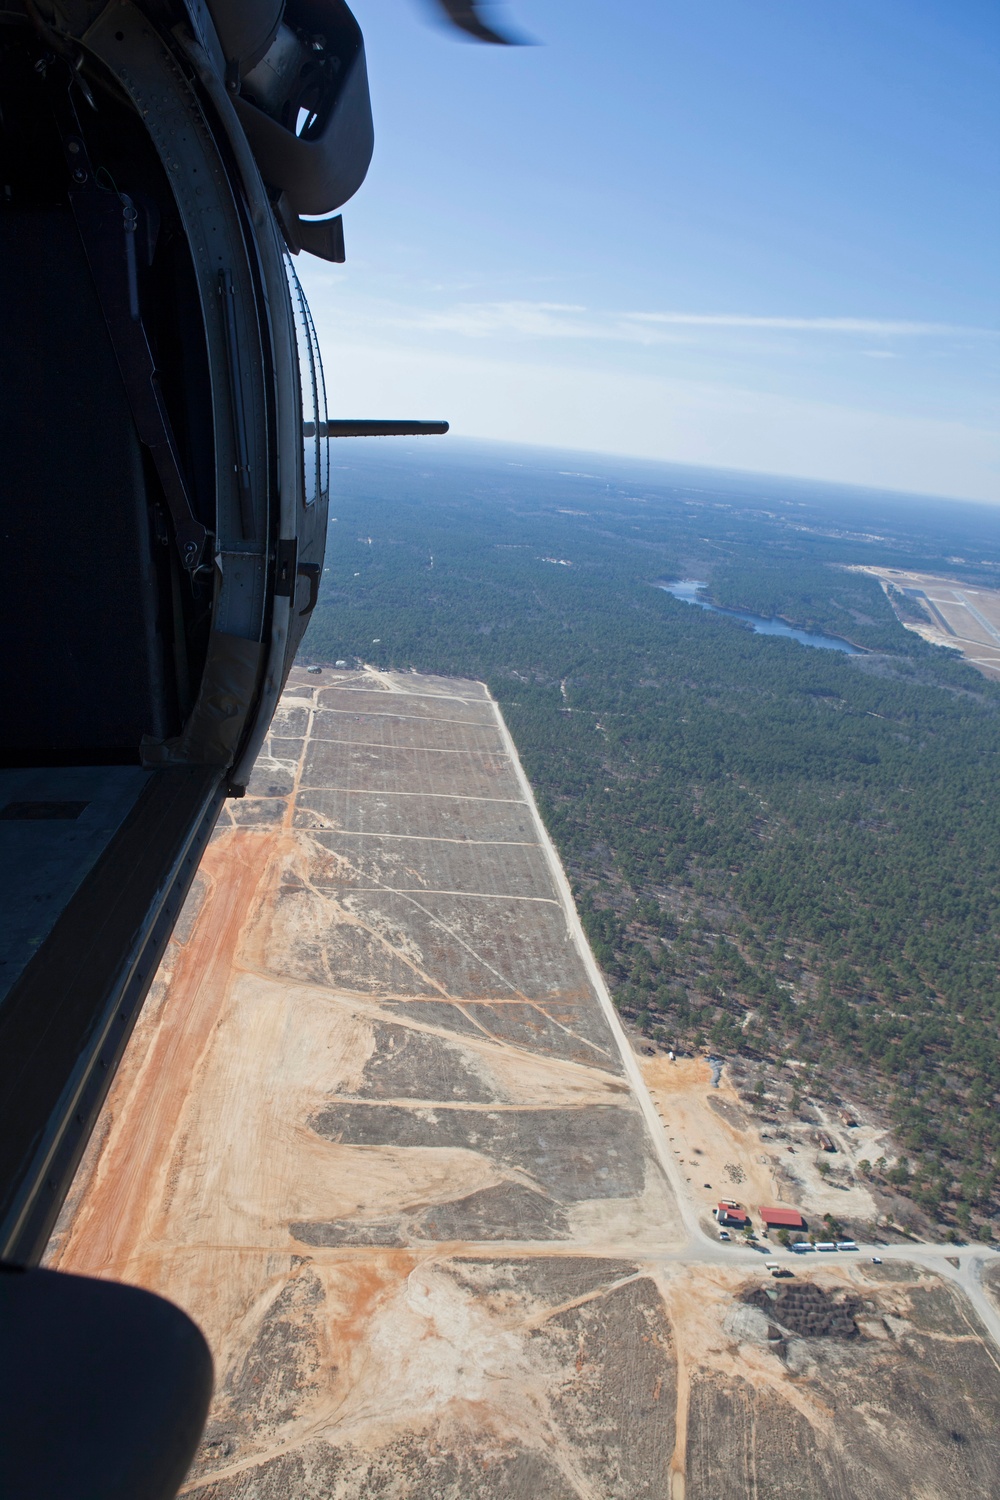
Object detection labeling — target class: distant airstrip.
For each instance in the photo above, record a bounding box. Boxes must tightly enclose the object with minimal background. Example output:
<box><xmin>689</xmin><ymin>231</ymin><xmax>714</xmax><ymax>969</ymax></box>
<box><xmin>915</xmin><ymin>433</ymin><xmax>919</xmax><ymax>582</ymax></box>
<box><xmin>854</xmin><ymin>566</ymin><xmax>1000</xmax><ymax>680</ymax></box>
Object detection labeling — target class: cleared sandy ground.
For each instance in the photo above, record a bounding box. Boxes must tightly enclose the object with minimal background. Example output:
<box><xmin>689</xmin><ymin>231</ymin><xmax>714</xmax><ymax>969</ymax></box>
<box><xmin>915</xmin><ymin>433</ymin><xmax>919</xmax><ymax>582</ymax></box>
<box><xmin>50</xmin><ymin>667</ymin><xmax>1000</xmax><ymax>1498</ymax></box>
<box><xmin>855</xmin><ymin>565</ymin><xmax>1000</xmax><ymax>679</ymax></box>
<box><xmin>50</xmin><ymin>668</ymin><xmax>683</xmax><ymax>1497</ymax></box>
<box><xmin>643</xmin><ymin>1056</ymin><xmax>883</xmax><ymax>1234</ymax></box>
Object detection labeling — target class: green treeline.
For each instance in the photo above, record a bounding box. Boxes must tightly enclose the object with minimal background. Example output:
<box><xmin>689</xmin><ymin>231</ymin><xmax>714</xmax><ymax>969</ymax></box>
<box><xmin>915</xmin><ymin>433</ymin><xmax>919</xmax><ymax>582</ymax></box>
<box><xmin>709</xmin><ymin>559</ymin><xmax>914</xmax><ymax>652</ymax></box>
<box><xmin>305</xmin><ymin>447</ymin><xmax>1000</xmax><ymax>1235</ymax></box>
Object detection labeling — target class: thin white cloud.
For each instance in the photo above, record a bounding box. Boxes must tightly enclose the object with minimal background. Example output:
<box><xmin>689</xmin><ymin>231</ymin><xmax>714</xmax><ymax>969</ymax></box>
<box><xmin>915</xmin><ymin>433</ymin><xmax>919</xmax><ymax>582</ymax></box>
<box><xmin>401</xmin><ymin>301</ymin><xmax>597</xmax><ymax>339</ymax></box>
<box><xmin>624</xmin><ymin>311</ymin><xmax>987</xmax><ymax>336</ymax></box>
<box><xmin>332</xmin><ymin>296</ymin><xmax>993</xmax><ymax>345</ymax></box>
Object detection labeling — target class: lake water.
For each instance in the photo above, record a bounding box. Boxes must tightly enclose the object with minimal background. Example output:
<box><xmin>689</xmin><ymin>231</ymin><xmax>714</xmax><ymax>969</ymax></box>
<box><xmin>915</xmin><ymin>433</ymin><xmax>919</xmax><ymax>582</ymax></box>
<box><xmin>660</xmin><ymin>580</ymin><xmax>863</xmax><ymax>654</ymax></box>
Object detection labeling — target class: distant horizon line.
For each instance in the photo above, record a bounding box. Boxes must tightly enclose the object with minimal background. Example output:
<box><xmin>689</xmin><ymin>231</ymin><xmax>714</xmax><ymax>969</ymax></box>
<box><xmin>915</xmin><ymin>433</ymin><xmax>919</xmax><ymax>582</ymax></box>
<box><xmin>330</xmin><ymin>431</ymin><xmax>999</xmax><ymax>512</ymax></box>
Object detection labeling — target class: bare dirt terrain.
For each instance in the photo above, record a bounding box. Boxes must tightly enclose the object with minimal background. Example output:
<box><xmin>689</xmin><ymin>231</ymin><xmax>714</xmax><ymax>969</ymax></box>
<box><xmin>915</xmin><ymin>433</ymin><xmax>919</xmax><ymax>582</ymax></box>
<box><xmin>854</xmin><ymin>565</ymin><xmax>1000</xmax><ymax>679</ymax></box>
<box><xmin>50</xmin><ymin>668</ymin><xmax>680</xmax><ymax>1496</ymax></box>
<box><xmin>644</xmin><ymin>1057</ymin><xmax>879</xmax><ymax>1231</ymax></box>
<box><xmin>643</xmin><ymin>1055</ymin><xmax>895</xmax><ymax>1237</ymax></box>
<box><xmin>50</xmin><ymin>667</ymin><xmax>1000</xmax><ymax>1498</ymax></box>
<box><xmin>667</xmin><ymin>1260</ymin><xmax>1000</xmax><ymax>1500</ymax></box>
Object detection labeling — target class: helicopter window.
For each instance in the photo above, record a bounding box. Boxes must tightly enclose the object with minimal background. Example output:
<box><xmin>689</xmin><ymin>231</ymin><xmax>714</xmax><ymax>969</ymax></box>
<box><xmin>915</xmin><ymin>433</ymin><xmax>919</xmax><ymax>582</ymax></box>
<box><xmin>283</xmin><ymin>257</ymin><xmax>327</xmax><ymax>507</ymax></box>
<box><xmin>305</xmin><ymin>293</ymin><xmax>329</xmax><ymax>501</ymax></box>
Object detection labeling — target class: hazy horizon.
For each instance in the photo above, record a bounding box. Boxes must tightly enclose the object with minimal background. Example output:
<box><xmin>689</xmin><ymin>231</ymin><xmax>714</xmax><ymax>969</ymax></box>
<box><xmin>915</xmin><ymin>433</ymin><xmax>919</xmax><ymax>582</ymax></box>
<box><xmin>487</xmin><ymin>435</ymin><xmax>1000</xmax><ymax>511</ymax></box>
<box><xmin>329</xmin><ymin>432</ymin><xmax>1000</xmax><ymax>518</ymax></box>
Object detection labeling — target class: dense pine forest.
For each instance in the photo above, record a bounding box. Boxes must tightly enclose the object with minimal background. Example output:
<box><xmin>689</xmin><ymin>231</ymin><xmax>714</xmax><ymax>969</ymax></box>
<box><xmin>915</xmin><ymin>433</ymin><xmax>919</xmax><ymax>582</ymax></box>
<box><xmin>305</xmin><ymin>441</ymin><xmax>1000</xmax><ymax>1238</ymax></box>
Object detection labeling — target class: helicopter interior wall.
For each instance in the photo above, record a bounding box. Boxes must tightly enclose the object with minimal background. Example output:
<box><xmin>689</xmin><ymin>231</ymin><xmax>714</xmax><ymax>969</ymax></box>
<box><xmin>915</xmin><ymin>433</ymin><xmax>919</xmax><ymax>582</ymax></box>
<box><xmin>0</xmin><ymin>206</ymin><xmax>171</xmax><ymax>760</ymax></box>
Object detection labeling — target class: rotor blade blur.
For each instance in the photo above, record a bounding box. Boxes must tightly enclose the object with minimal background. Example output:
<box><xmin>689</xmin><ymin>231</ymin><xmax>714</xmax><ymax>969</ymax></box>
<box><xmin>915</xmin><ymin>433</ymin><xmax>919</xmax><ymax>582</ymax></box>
<box><xmin>430</xmin><ymin>1</ymin><xmax>526</xmax><ymax>45</ymax></box>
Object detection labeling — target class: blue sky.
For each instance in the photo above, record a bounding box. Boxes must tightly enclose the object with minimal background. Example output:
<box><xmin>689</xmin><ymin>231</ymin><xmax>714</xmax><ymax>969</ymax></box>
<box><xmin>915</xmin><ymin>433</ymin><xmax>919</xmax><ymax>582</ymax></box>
<box><xmin>298</xmin><ymin>0</ymin><xmax>1000</xmax><ymax>500</ymax></box>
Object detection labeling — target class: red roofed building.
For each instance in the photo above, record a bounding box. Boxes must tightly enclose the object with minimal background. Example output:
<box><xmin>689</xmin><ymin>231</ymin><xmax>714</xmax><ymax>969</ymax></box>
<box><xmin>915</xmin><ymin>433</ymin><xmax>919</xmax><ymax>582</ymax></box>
<box><xmin>760</xmin><ymin>1206</ymin><xmax>806</xmax><ymax>1231</ymax></box>
<box><xmin>716</xmin><ymin>1203</ymin><xmax>750</xmax><ymax>1227</ymax></box>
